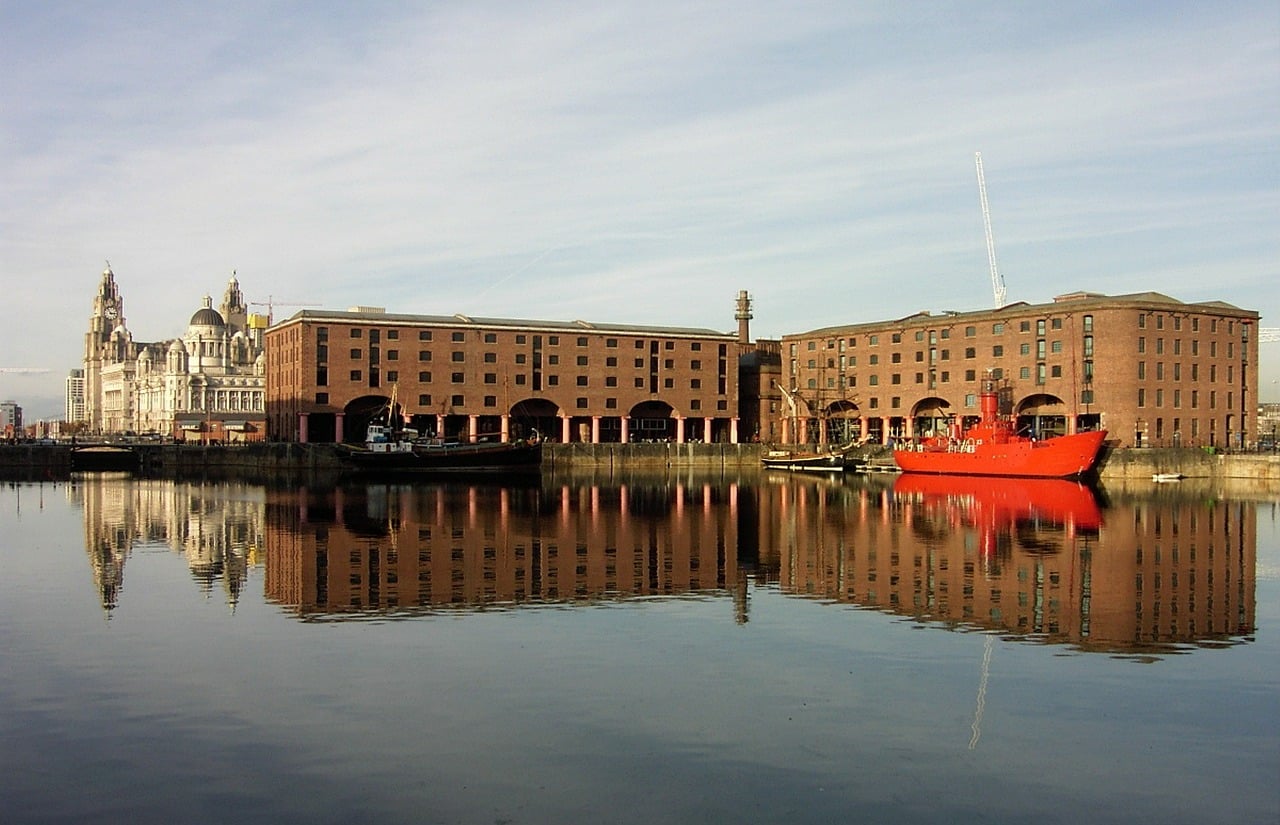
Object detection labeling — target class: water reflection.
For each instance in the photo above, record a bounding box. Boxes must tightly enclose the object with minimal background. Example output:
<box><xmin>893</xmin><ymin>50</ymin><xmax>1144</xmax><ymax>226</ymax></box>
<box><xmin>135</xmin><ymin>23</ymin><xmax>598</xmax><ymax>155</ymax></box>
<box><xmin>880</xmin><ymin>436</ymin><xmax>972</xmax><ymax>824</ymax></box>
<box><xmin>261</xmin><ymin>479</ymin><xmax>744</xmax><ymax>619</ymax></box>
<box><xmin>762</xmin><ymin>474</ymin><xmax>1255</xmax><ymax>654</ymax></box>
<box><xmin>70</xmin><ymin>473</ymin><xmax>264</xmax><ymax>613</ymax></box>
<box><xmin>62</xmin><ymin>472</ymin><xmax>1256</xmax><ymax>654</ymax></box>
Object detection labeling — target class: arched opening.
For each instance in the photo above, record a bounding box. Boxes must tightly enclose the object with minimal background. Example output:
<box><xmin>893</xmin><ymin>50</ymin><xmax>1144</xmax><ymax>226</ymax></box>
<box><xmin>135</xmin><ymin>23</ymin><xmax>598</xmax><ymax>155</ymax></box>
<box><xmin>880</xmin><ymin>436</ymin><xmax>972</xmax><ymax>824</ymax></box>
<box><xmin>823</xmin><ymin>400</ymin><xmax>863</xmax><ymax>444</ymax></box>
<box><xmin>343</xmin><ymin>394</ymin><xmax>397</xmax><ymax>444</ymax></box>
<box><xmin>511</xmin><ymin>398</ymin><xmax>560</xmax><ymax>442</ymax></box>
<box><xmin>909</xmin><ymin>397</ymin><xmax>952</xmax><ymax>440</ymax></box>
<box><xmin>1016</xmin><ymin>393</ymin><xmax>1068</xmax><ymax>439</ymax></box>
<box><xmin>629</xmin><ymin>400</ymin><xmax>676</xmax><ymax>442</ymax></box>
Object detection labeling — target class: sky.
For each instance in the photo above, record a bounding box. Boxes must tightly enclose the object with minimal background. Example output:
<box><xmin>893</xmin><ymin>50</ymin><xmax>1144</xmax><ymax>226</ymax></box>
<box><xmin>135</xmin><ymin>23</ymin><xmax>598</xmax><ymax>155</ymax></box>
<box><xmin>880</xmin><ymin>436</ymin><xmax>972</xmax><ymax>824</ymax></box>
<box><xmin>2</xmin><ymin>1</ymin><xmax>1278</xmax><ymax>419</ymax></box>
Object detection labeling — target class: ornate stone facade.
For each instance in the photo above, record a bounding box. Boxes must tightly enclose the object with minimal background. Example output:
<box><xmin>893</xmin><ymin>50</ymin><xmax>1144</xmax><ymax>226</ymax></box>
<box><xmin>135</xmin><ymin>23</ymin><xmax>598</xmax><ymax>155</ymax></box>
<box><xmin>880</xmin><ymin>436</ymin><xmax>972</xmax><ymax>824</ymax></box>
<box><xmin>81</xmin><ymin>265</ymin><xmax>267</xmax><ymax>440</ymax></box>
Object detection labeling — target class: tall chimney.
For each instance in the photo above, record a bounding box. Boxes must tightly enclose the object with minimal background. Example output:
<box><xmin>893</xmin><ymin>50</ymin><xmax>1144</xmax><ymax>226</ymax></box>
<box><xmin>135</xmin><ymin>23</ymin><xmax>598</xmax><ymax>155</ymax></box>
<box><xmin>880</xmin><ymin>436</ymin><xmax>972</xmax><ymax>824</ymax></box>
<box><xmin>735</xmin><ymin>290</ymin><xmax>752</xmax><ymax>345</ymax></box>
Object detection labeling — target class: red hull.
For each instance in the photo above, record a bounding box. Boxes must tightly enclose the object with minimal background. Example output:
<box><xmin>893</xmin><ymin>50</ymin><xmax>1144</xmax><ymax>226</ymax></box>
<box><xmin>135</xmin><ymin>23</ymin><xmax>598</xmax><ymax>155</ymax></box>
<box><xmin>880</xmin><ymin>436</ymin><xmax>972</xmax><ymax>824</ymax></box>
<box><xmin>894</xmin><ymin>429</ymin><xmax>1107</xmax><ymax>478</ymax></box>
<box><xmin>892</xmin><ymin>473</ymin><xmax>1101</xmax><ymax>531</ymax></box>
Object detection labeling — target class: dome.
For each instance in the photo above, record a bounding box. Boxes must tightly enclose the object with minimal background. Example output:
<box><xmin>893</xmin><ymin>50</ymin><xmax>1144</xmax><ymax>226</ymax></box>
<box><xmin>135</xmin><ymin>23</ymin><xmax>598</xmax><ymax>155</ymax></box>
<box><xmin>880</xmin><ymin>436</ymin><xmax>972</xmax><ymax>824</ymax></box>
<box><xmin>169</xmin><ymin>339</ymin><xmax>185</xmax><ymax>353</ymax></box>
<box><xmin>189</xmin><ymin>295</ymin><xmax>225</xmax><ymax>328</ymax></box>
<box><xmin>190</xmin><ymin>306</ymin><xmax>225</xmax><ymax>327</ymax></box>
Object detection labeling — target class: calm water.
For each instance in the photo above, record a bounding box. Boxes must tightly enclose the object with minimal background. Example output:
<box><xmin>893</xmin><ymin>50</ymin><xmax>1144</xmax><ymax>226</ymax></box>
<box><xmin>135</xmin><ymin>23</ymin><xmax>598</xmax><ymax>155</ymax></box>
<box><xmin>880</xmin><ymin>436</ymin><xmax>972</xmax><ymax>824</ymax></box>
<box><xmin>1</xmin><ymin>471</ymin><xmax>1276</xmax><ymax>825</ymax></box>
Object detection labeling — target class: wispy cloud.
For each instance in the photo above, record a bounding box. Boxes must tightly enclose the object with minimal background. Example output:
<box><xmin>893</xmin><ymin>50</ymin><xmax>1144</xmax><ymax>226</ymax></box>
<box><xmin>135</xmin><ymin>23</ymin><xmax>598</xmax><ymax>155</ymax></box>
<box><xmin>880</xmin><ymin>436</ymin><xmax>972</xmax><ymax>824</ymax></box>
<box><xmin>2</xmin><ymin>1</ymin><xmax>1277</xmax><ymax>413</ymax></box>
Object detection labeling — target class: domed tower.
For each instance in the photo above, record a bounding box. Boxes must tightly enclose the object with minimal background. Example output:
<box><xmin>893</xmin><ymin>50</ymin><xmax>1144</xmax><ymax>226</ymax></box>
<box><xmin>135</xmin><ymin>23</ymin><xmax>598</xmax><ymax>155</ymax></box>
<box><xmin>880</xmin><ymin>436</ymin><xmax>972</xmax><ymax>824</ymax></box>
<box><xmin>219</xmin><ymin>271</ymin><xmax>248</xmax><ymax>335</ymax></box>
<box><xmin>137</xmin><ymin>346</ymin><xmax>154</xmax><ymax>376</ymax></box>
<box><xmin>167</xmin><ymin>338</ymin><xmax>189</xmax><ymax>374</ymax></box>
<box><xmin>185</xmin><ymin>296</ymin><xmax>229</xmax><ymax>373</ymax></box>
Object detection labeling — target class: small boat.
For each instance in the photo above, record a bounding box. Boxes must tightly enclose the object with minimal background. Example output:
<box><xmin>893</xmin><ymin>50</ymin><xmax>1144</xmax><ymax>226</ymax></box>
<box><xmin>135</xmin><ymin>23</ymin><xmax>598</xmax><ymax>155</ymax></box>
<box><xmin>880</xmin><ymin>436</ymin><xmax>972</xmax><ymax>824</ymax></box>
<box><xmin>762</xmin><ymin>443</ymin><xmax>863</xmax><ymax>473</ymax></box>
<box><xmin>339</xmin><ymin>432</ymin><xmax>543</xmax><ymax>474</ymax></box>
<box><xmin>893</xmin><ymin>373</ymin><xmax>1107</xmax><ymax>479</ymax></box>
<box><xmin>764</xmin><ymin>383</ymin><xmax>868</xmax><ymax>473</ymax></box>
<box><xmin>337</xmin><ymin>385</ymin><xmax>542</xmax><ymax>474</ymax></box>
<box><xmin>1152</xmin><ymin>472</ymin><xmax>1184</xmax><ymax>482</ymax></box>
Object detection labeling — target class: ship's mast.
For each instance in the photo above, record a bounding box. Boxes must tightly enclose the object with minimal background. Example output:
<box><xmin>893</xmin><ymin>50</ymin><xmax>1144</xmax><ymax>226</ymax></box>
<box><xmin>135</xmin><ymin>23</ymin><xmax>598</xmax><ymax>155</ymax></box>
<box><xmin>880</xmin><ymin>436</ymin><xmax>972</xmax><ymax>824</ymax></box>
<box><xmin>975</xmin><ymin>152</ymin><xmax>1007</xmax><ymax>308</ymax></box>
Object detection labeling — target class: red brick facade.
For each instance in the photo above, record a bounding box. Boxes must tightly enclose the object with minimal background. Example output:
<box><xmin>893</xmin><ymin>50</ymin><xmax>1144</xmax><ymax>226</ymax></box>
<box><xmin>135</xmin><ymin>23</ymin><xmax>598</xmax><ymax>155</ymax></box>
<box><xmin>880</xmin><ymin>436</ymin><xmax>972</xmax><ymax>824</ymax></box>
<box><xmin>769</xmin><ymin>291</ymin><xmax>1261</xmax><ymax>449</ymax></box>
<box><xmin>265</xmin><ymin>309</ymin><xmax>744</xmax><ymax>444</ymax></box>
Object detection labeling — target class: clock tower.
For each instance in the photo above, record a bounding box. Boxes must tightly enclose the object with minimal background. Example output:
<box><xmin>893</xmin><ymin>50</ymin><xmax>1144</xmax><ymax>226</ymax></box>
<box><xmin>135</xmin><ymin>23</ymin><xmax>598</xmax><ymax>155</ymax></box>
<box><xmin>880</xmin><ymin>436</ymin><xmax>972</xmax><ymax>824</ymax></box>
<box><xmin>83</xmin><ymin>263</ymin><xmax>127</xmax><ymax>432</ymax></box>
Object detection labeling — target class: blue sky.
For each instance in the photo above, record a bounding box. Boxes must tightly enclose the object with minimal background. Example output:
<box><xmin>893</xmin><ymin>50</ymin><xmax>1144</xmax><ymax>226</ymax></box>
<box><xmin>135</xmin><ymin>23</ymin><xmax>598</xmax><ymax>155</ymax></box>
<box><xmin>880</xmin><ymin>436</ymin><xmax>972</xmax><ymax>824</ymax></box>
<box><xmin>2</xmin><ymin>1</ymin><xmax>1277</xmax><ymax>418</ymax></box>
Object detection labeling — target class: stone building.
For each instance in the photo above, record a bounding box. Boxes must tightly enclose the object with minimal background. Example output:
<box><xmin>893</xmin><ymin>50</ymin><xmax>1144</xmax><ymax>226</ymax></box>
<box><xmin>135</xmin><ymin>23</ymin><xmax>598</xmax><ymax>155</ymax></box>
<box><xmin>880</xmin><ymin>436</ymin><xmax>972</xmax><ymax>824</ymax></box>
<box><xmin>80</xmin><ymin>265</ymin><xmax>268</xmax><ymax>441</ymax></box>
<box><xmin>772</xmin><ymin>291</ymin><xmax>1261</xmax><ymax>449</ymax></box>
<box><xmin>265</xmin><ymin>302</ymin><xmax>751</xmax><ymax>444</ymax></box>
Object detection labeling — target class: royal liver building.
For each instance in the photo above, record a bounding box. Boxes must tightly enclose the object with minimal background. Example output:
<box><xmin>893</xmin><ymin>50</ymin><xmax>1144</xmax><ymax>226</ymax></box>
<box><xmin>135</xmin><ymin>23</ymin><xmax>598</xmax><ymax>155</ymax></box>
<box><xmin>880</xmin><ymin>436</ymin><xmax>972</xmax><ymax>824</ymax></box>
<box><xmin>81</xmin><ymin>265</ymin><xmax>267</xmax><ymax>440</ymax></box>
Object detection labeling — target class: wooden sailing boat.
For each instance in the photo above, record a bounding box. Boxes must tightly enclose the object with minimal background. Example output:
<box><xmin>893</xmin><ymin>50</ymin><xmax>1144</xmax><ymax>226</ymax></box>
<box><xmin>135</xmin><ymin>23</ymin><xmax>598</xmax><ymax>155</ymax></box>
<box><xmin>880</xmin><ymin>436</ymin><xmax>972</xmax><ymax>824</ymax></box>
<box><xmin>761</xmin><ymin>384</ymin><xmax>867</xmax><ymax>473</ymax></box>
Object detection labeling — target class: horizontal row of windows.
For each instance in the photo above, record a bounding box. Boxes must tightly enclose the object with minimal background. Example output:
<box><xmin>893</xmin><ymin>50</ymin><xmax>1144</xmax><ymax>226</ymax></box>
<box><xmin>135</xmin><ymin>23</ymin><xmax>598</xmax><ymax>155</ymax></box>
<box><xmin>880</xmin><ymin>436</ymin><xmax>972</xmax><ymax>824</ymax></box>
<box><xmin>796</xmin><ymin>330</ymin><xmax>1248</xmax><ymax>376</ymax></box>
<box><xmin>1137</xmin><ymin>363</ymin><xmax>1235</xmax><ymax>383</ymax></box>
<box><xmin>317</xmin><ymin>368</ymin><xmax>725</xmax><ymax>392</ymax></box>
<box><xmin>793</xmin><ymin>339</ymin><xmax>1074</xmax><ymax>370</ymax></box>
<box><xmin>790</xmin><ymin>316</ymin><xmax>1091</xmax><ymax>352</ymax></box>
<box><xmin>791</xmin><ymin>312</ymin><xmax>1257</xmax><ymax>354</ymax></box>
<box><xmin>1138</xmin><ymin>314</ymin><xmax>1246</xmax><ymax>336</ymax></box>
<box><xmin>1138</xmin><ymin>338</ymin><xmax>1239</xmax><ymax>358</ymax></box>
<box><xmin>1138</xmin><ymin>389</ymin><xmax>1232</xmax><ymax>410</ymax></box>
<box><xmin>323</xmin><ymin>349</ymin><xmax>716</xmax><ymax>370</ymax></box>
<box><xmin>317</xmin><ymin>326</ymin><xmax>720</xmax><ymax>351</ymax></box>
<box><xmin>798</xmin><ymin>363</ymin><xmax>1068</xmax><ymax>390</ymax></box>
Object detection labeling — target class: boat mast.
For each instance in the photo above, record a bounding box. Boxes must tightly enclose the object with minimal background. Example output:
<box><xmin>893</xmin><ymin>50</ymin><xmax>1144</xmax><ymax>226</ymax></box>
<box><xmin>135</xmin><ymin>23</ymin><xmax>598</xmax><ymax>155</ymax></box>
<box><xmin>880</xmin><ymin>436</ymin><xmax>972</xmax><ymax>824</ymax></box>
<box><xmin>776</xmin><ymin>382</ymin><xmax>799</xmax><ymax>444</ymax></box>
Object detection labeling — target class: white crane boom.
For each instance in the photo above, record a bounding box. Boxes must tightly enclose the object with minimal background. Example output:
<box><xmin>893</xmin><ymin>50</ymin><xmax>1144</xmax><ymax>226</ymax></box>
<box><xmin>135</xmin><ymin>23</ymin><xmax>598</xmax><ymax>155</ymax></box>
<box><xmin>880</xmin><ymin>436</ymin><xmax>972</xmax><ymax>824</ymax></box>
<box><xmin>975</xmin><ymin>152</ymin><xmax>1007</xmax><ymax>308</ymax></box>
<box><xmin>248</xmin><ymin>297</ymin><xmax>322</xmax><ymax>324</ymax></box>
<box><xmin>1260</xmin><ymin>328</ymin><xmax>1279</xmax><ymax>343</ymax></box>
<box><xmin>0</xmin><ymin>368</ymin><xmax>52</xmax><ymax>374</ymax></box>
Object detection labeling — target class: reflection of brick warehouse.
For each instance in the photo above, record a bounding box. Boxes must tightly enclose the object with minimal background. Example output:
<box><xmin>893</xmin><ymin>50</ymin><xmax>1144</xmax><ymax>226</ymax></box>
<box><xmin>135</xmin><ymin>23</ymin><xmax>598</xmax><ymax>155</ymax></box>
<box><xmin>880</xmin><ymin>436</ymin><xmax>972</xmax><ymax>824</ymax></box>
<box><xmin>771</xmin><ymin>291</ymin><xmax>1261</xmax><ymax>449</ymax></box>
<box><xmin>265</xmin><ymin>304</ymin><xmax>751</xmax><ymax>445</ymax></box>
<box><xmin>759</xmin><ymin>481</ymin><xmax>1255</xmax><ymax>653</ymax></box>
<box><xmin>262</xmin><ymin>483</ymin><xmax>742</xmax><ymax>615</ymax></box>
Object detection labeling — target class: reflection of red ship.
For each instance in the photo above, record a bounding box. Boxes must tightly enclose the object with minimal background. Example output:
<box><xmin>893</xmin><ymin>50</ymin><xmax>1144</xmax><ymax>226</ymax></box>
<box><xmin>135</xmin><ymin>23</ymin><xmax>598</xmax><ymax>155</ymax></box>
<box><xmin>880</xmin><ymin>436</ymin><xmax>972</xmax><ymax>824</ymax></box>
<box><xmin>894</xmin><ymin>474</ymin><xmax>1102</xmax><ymax>546</ymax></box>
<box><xmin>893</xmin><ymin>375</ymin><xmax>1106</xmax><ymax>478</ymax></box>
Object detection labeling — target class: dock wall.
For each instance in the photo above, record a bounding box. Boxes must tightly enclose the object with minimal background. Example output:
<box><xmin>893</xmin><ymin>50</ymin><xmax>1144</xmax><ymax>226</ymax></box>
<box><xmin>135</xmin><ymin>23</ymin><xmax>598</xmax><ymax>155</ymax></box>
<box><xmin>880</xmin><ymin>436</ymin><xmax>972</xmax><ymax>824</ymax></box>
<box><xmin>2</xmin><ymin>442</ymin><xmax>1278</xmax><ymax>483</ymax></box>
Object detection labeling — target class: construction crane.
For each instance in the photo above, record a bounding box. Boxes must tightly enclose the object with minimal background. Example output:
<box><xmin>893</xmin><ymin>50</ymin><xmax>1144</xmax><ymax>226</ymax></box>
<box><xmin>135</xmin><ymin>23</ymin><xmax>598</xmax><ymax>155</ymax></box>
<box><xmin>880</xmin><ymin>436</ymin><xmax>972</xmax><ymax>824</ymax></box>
<box><xmin>975</xmin><ymin>152</ymin><xmax>1007</xmax><ymax>308</ymax></box>
<box><xmin>1260</xmin><ymin>328</ymin><xmax>1279</xmax><ymax>344</ymax></box>
<box><xmin>248</xmin><ymin>297</ymin><xmax>321</xmax><ymax>325</ymax></box>
<box><xmin>0</xmin><ymin>368</ymin><xmax>52</xmax><ymax>374</ymax></box>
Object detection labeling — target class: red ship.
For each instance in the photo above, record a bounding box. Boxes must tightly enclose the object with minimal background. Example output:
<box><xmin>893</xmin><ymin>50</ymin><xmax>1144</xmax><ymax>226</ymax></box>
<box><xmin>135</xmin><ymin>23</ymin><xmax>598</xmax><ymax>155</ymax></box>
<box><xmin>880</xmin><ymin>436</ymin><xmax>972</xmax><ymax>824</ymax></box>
<box><xmin>893</xmin><ymin>375</ymin><xmax>1107</xmax><ymax>478</ymax></box>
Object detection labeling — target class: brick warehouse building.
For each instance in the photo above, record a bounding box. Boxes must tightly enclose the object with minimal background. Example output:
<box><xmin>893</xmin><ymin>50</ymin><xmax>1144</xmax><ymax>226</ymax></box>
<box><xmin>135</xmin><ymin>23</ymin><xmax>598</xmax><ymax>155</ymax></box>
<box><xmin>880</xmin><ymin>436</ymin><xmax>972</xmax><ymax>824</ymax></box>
<box><xmin>765</xmin><ymin>291</ymin><xmax>1261</xmax><ymax>450</ymax></box>
<box><xmin>265</xmin><ymin>304</ymin><xmax>750</xmax><ymax>445</ymax></box>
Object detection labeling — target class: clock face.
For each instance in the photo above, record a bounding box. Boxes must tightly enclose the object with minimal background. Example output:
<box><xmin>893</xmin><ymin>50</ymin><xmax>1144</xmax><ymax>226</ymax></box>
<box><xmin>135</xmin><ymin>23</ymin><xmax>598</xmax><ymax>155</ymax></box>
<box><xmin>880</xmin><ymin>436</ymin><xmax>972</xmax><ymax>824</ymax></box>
<box><xmin>105</xmin><ymin>305</ymin><xmax>118</xmax><ymax>319</ymax></box>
